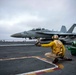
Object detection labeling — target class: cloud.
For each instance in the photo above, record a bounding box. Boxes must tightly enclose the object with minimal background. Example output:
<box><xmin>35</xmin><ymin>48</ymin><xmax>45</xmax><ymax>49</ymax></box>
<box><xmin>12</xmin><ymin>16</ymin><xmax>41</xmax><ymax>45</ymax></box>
<box><xmin>0</xmin><ymin>12</ymin><xmax>45</xmax><ymax>30</ymax></box>
<box><xmin>0</xmin><ymin>0</ymin><xmax>76</xmax><ymax>40</ymax></box>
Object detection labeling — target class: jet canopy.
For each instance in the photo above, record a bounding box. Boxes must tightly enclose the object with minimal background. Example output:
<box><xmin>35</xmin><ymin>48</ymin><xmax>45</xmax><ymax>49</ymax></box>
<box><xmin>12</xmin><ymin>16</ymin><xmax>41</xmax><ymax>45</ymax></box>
<box><xmin>31</xmin><ymin>28</ymin><xmax>46</xmax><ymax>31</ymax></box>
<box><xmin>30</xmin><ymin>28</ymin><xmax>50</xmax><ymax>32</ymax></box>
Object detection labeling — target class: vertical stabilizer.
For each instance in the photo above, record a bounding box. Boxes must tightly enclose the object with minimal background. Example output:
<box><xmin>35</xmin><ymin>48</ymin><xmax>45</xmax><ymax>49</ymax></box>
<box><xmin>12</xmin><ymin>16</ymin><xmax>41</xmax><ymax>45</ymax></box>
<box><xmin>67</xmin><ymin>24</ymin><xmax>76</xmax><ymax>33</ymax></box>
<box><xmin>60</xmin><ymin>26</ymin><xmax>67</xmax><ymax>33</ymax></box>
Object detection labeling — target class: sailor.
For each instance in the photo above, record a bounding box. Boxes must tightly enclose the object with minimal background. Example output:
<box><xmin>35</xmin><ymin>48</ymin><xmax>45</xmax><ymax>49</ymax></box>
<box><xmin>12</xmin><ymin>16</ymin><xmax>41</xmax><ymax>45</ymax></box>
<box><xmin>36</xmin><ymin>35</ymin><xmax>72</xmax><ymax>63</ymax></box>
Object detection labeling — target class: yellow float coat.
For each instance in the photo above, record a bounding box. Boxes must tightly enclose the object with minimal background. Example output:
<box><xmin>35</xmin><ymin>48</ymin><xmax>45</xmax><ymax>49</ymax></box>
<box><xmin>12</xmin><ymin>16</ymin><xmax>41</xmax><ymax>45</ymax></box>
<box><xmin>41</xmin><ymin>40</ymin><xmax>65</xmax><ymax>56</ymax></box>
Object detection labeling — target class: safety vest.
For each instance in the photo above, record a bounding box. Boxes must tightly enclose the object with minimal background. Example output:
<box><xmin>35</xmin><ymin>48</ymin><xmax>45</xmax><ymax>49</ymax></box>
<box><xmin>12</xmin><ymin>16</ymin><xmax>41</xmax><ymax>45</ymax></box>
<box><xmin>54</xmin><ymin>40</ymin><xmax>63</xmax><ymax>56</ymax></box>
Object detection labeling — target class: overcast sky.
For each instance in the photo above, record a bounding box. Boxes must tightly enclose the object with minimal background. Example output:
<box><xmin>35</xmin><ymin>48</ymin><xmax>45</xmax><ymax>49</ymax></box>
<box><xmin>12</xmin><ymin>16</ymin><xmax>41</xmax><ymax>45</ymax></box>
<box><xmin>0</xmin><ymin>0</ymin><xmax>76</xmax><ymax>41</ymax></box>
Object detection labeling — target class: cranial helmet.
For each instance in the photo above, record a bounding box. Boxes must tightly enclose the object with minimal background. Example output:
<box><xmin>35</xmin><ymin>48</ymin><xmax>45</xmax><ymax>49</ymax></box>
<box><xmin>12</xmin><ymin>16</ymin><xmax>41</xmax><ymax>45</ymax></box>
<box><xmin>52</xmin><ymin>35</ymin><xmax>59</xmax><ymax>40</ymax></box>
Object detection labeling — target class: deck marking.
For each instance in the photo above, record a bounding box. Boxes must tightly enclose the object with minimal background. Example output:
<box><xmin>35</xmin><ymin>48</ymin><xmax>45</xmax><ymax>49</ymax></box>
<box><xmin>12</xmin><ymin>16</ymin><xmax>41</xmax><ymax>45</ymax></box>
<box><xmin>0</xmin><ymin>44</ymin><xmax>34</xmax><ymax>47</ymax></box>
<box><xmin>0</xmin><ymin>56</ymin><xmax>64</xmax><ymax>75</ymax></box>
<box><xmin>7</xmin><ymin>56</ymin><xmax>64</xmax><ymax>75</ymax></box>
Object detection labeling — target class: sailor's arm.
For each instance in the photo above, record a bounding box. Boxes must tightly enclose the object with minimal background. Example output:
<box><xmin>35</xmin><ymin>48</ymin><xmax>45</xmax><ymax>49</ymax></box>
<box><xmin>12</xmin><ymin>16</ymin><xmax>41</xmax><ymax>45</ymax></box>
<box><xmin>36</xmin><ymin>41</ymin><xmax>54</xmax><ymax>47</ymax></box>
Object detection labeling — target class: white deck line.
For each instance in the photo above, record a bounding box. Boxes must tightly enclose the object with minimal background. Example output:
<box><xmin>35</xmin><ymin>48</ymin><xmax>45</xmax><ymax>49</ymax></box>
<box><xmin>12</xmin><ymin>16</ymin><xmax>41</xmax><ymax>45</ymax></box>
<box><xmin>0</xmin><ymin>44</ymin><xmax>34</xmax><ymax>47</ymax></box>
<box><xmin>16</xmin><ymin>57</ymin><xmax>58</xmax><ymax>75</ymax></box>
<box><xmin>0</xmin><ymin>56</ymin><xmax>58</xmax><ymax>75</ymax></box>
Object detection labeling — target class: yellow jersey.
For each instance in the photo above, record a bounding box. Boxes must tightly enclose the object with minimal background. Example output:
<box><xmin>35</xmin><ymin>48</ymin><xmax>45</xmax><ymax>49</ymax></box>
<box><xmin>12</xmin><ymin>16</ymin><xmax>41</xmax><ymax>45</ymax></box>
<box><xmin>41</xmin><ymin>40</ymin><xmax>65</xmax><ymax>56</ymax></box>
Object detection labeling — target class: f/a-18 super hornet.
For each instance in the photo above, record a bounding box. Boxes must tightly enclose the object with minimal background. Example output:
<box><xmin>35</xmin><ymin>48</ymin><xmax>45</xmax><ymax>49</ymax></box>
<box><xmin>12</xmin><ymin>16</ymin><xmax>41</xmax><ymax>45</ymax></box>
<box><xmin>11</xmin><ymin>24</ymin><xmax>76</xmax><ymax>40</ymax></box>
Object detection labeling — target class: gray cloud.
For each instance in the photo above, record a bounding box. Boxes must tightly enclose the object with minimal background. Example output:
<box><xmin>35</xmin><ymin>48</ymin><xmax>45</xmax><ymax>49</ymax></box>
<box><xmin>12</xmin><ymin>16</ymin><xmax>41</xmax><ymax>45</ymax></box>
<box><xmin>0</xmin><ymin>0</ymin><xmax>76</xmax><ymax>40</ymax></box>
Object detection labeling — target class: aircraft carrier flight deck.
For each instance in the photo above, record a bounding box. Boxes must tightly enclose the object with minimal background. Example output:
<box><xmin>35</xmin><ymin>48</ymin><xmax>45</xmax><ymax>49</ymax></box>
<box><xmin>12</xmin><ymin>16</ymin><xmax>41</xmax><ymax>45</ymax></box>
<box><xmin>0</xmin><ymin>41</ymin><xmax>76</xmax><ymax>75</ymax></box>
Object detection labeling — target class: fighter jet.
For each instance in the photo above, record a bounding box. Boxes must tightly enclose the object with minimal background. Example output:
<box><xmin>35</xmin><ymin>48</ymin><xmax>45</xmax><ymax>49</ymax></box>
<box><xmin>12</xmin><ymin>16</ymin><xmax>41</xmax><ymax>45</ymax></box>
<box><xmin>11</xmin><ymin>24</ymin><xmax>76</xmax><ymax>40</ymax></box>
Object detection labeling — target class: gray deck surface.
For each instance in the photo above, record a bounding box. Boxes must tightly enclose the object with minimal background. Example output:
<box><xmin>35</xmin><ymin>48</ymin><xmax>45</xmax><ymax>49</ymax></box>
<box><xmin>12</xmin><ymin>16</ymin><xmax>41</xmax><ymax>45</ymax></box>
<box><xmin>0</xmin><ymin>41</ymin><xmax>76</xmax><ymax>75</ymax></box>
<box><xmin>0</xmin><ymin>58</ymin><xmax>55</xmax><ymax>75</ymax></box>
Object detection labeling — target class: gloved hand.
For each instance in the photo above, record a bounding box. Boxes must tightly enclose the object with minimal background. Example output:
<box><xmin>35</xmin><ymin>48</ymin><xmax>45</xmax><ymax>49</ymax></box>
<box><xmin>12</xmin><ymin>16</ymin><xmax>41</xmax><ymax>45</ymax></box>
<box><xmin>35</xmin><ymin>42</ymin><xmax>41</xmax><ymax>46</ymax></box>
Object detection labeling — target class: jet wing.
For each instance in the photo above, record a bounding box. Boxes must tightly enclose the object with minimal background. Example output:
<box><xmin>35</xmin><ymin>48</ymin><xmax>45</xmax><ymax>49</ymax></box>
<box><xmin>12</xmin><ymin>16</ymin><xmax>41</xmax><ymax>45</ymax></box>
<box><xmin>36</xmin><ymin>31</ymin><xmax>76</xmax><ymax>36</ymax></box>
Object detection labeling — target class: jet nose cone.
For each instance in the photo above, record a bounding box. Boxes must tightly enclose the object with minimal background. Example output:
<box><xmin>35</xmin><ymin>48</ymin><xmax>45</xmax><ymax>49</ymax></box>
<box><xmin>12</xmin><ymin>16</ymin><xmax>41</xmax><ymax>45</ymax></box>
<box><xmin>11</xmin><ymin>33</ymin><xmax>22</xmax><ymax>38</ymax></box>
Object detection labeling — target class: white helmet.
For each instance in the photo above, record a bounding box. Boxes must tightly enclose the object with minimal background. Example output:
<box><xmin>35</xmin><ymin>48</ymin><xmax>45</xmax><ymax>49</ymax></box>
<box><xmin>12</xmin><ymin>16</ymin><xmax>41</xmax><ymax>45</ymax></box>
<box><xmin>52</xmin><ymin>35</ymin><xmax>59</xmax><ymax>40</ymax></box>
